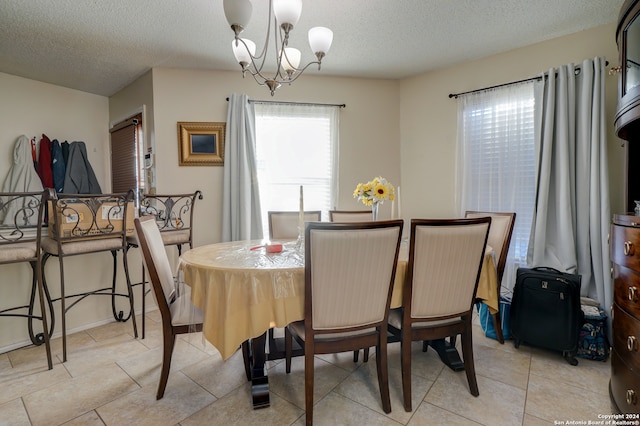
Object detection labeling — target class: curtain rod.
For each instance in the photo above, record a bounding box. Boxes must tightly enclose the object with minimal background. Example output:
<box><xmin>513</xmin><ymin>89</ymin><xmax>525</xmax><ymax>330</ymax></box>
<box><xmin>225</xmin><ymin>97</ymin><xmax>345</xmax><ymax>108</ymax></box>
<box><xmin>448</xmin><ymin>60</ymin><xmax>609</xmax><ymax>99</ymax></box>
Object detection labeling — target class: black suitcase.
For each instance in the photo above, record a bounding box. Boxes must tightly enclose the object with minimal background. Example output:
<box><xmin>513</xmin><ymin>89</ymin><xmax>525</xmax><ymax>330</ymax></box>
<box><xmin>510</xmin><ymin>267</ymin><xmax>582</xmax><ymax>365</ymax></box>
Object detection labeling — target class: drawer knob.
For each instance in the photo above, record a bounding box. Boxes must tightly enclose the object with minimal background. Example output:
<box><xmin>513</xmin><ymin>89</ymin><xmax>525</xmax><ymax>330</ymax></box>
<box><xmin>627</xmin><ymin>389</ymin><xmax>637</xmax><ymax>406</ymax></box>
<box><xmin>624</xmin><ymin>241</ymin><xmax>634</xmax><ymax>256</ymax></box>
<box><xmin>630</xmin><ymin>286</ymin><xmax>639</xmax><ymax>302</ymax></box>
<box><xmin>628</xmin><ymin>335</ymin><xmax>638</xmax><ymax>352</ymax></box>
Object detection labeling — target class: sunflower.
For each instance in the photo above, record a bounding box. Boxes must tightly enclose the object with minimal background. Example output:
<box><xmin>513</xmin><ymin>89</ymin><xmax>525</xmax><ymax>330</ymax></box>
<box><xmin>373</xmin><ymin>183</ymin><xmax>388</xmax><ymax>201</ymax></box>
<box><xmin>353</xmin><ymin>176</ymin><xmax>395</xmax><ymax>206</ymax></box>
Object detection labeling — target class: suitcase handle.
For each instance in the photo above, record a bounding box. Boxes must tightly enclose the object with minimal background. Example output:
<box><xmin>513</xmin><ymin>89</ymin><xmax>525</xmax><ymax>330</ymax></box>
<box><xmin>531</xmin><ymin>266</ymin><xmax>565</xmax><ymax>274</ymax></box>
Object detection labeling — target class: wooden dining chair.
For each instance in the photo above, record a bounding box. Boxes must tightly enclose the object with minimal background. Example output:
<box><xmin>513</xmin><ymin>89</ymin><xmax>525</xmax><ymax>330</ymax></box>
<box><xmin>388</xmin><ymin>217</ymin><xmax>490</xmax><ymax>411</ymax></box>
<box><xmin>134</xmin><ymin>215</ymin><xmax>203</xmax><ymax>399</ymax></box>
<box><xmin>329</xmin><ymin>209</ymin><xmax>375</xmax><ymax>363</ymax></box>
<box><xmin>285</xmin><ymin>220</ymin><xmax>403</xmax><ymax>425</ymax></box>
<box><xmin>328</xmin><ymin>210</ymin><xmax>372</xmax><ymax>222</ymax></box>
<box><xmin>126</xmin><ymin>191</ymin><xmax>202</xmax><ymax>338</ymax></box>
<box><xmin>0</xmin><ymin>190</ymin><xmax>52</xmax><ymax>370</ymax></box>
<box><xmin>465</xmin><ymin>211</ymin><xmax>516</xmax><ymax>343</ymax></box>
<box><xmin>268</xmin><ymin>210</ymin><xmax>322</xmax><ymax>240</ymax></box>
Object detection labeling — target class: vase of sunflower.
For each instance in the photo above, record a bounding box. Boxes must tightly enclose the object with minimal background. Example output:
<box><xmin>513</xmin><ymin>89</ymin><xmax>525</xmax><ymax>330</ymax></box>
<box><xmin>353</xmin><ymin>176</ymin><xmax>395</xmax><ymax>221</ymax></box>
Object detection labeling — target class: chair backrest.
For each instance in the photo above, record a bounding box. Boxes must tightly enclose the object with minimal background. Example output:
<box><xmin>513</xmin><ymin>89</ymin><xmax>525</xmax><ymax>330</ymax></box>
<box><xmin>464</xmin><ymin>211</ymin><xmax>515</xmax><ymax>283</ymax></box>
<box><xmin>0</xmin><ymin>190</ymin><xmax>47</xmax><ymax>265</ymax></box>
<box><xmin>405</xmin><ymin>218</ymin><xmax>490</xmax><ymax>320</ymax></box>
<box><xmin>47</xmin><ymin>189</ymin><xmax>133</xmax><ymax>248</ymax></box>
<box><xmin>139</xmin><ymin>191</ymin><xmax>202</xmax><ymax>246</ymax></box>
<box><xmin>134</xmin><ymin>215</ymin><xmax>177</xmax><ymax>322</ymax></box>
<box><xmin>328</xmin><ymin>210</ymin><xmax>373</xmax><ymax>222</ymax></box>
<box><xmin>268</xmin><ymin>210</ymin><xmax>322</xmax><ymax>239</ymax></box>
<box><xmin>305</xmin><ymin>220</ymin><xmax>403</xmax><ymax>331</ymax></box>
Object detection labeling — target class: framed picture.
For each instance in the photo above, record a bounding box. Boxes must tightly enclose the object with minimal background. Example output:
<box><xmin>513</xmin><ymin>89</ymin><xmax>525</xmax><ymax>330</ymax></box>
<box><xmin>177</xmin><ymin>122</ymin><xmax>225</xmax><ymax>166</ymax></box>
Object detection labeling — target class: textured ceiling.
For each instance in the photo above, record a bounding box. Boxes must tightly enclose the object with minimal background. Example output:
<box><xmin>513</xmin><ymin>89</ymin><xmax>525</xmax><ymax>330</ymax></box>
<box><xmin>0</xmin><ymin>0</ymin><xmax>626</xmax><ymax>97</ymax></box>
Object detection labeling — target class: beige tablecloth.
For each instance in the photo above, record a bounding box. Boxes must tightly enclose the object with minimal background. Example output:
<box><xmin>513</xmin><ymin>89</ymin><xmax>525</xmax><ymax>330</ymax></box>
<box><xmin>179</xmin><ymin>240</ymin><xmax>498</xmax><ymax>360</ymax></box>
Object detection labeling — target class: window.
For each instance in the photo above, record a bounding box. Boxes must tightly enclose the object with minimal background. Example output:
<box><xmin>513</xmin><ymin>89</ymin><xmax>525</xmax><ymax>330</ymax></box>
<box><xmin>110</xmin><ymin>113</ymin><xmax>144</xmax><ymax>199</ymax></box>
<box><xmin>254</xmin><ymin>103</ymin><xmax>339</xmax><ymax>239</ymax></box>
<box><xmin>457</xmin><ymin>82</ymin><xmax>536</xmax><ymax>292</ymax></box>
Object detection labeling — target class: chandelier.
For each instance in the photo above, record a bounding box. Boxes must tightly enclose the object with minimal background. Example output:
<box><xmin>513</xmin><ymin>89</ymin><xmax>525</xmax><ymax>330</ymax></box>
<box><xmin>223</xmin><ymin>0</ymin><xmax>334</xmax><ymax>96</ymax></box>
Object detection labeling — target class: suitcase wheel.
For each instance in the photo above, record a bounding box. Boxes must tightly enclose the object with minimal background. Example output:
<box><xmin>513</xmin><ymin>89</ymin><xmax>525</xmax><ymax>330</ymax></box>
<box><xmin>563</xmin><ymin>352</ymin><xmax>578</xmax><ymax>366</ymax></box>
<box><xmin>514</xmin><ymin>339</ymin><xmax>520</xmax><ymax>349</ymax></box>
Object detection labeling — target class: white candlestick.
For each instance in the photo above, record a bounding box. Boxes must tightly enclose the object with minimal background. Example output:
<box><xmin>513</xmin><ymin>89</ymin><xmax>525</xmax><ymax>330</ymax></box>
<box><xmin>391</xmin><ymin>199</ymin><xmax>395</xmax><ymax>220</ymax></box>
<box><xmin>299</xmin><ymin>185</ymin><xmax>304</xmax><ymax>236</ymax></box>
<box><xmin>397</xmin><ymin>186</ymin><xmax>402</xmax><ymax>219</ymax></box>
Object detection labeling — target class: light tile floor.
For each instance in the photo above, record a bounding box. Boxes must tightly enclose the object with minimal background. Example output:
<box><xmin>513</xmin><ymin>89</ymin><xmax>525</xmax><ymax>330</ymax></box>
<box><xmin>0</xmin><ymin>310</ymin><xmax>613</xmax><ymax>425</ymax></box>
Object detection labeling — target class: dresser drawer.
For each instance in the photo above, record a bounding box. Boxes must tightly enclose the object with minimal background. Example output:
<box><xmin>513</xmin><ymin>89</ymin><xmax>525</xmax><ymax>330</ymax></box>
<box><xmin>611</xmin><ymin>348</ymin><xmax>640</xmax><ymax>414</ymax></box>
<box><xmin>611</xmin><ymin>224</ymin><xmax>640</xmax><ymax>271</ymax></box>
<box><xmin>613</xmin><ymin>265</ymin><xmax>640</xmax><ymax>321</ymax></box>
<box><xmin>613</xmin><ymin>304</ymin><xmax>640</xmax><ymax>373</ymax></box>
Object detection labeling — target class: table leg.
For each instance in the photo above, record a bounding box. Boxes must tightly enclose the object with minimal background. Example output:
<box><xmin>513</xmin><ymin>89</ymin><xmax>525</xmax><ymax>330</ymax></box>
<box><xmin>249</xmin><ymin>332</ymin><xmax>270</xmax><ymax>409</ymax></box>
<box><xmin>428</xmin><ymin>338</ymin><xmax>465</xmax><ymax>371</ymax></box>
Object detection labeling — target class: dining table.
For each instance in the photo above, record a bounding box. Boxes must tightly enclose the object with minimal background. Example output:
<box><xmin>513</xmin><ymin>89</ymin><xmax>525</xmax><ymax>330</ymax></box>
<box><xmin>178</xmin><ymin>238</ymin><xmax>498</xmax><ymax>409</ymax></box>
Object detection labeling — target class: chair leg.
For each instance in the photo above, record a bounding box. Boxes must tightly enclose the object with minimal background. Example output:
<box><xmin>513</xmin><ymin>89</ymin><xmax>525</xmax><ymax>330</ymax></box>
<box><xmin>141</xmin><ymin>264</ymin><xmax>146</xmax><ymax>339</ymax></box>
<box><xmin>461</xmin><ymin>326</ymin><xmax>479</xmax><ymax>397</ymax></box>
<box><xmin>241</xmin><ymin>340</ymin><xmax>251</xmax><ymax>381</ymax></box>
<box><xmin>353</xmin><ymin>348</ymin><xmax>370</xmax><ymax>362</ymax></box>
<box><xmin>401</xmin><ymin>335</ymin><xmax>412</xmax><ymax>412</ymax></box>
<box><xmin>492</xmin><ymin>311</ymin><xmax>504</xmax><ymax>344</ymax></box>
<box><xmin>157</xmin><ymin>333</ymin><xmax>177</xmax><ymax>400</ymax></box>
<box><xmin>304</xmin><ymin>342</ymin><xmax>315</xmax><ymax>426</ymax></box>
<box><xmin>120</xmin><ymin>249</ymin><xmax>138</xmax><ymax>339</ymax></box>
<box><xmin>33</xmin><ymin>260</ymin><xmax>53</xmax><ymax>370</ymax></box>
<box><xmin>375</xmin><ymin>337</ymin><xmax>391</xmax><ymax>413</ymax></box>
<box><xmin>56</xmin><ymin>255</ymin><xmax>68</xmax><ymax>363</ymax></box>
<box><xmin>284</xmin><ymin>327</ymin><xmax>292</xmax><ymax>374</ymax></box>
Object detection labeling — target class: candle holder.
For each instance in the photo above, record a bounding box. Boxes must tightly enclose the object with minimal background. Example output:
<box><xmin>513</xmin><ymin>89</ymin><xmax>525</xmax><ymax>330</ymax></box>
<box><xmin>296</xmin><ymin>185</ymin><xmax>305</xmax><ymax>251</ymax></box>
<box><xmin>295</xmin><ymin>225</ymin><xmax>304</xmax><ymax>251</ymax></box>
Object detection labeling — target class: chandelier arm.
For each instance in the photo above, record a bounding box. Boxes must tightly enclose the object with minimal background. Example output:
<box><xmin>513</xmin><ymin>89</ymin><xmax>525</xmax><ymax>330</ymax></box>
<box><xmin>281</xmin><ymin>60</ymin><xmax>322</xmax><ymax>84</ymax></box>
<box><xmin>291</xmin><ymin>61</ymin><xmax>322</xmax><ymax>77</ymax></box>
<box><xmin>240</xmin><ymin>41</ymin><xmax>268</xmax><ymax>75</ymax></box>
<box><xmin>273</xmin><ymin>17</ymin><xmax>288</xmax><ymax>81</ymax></box>
<box><xmin>246</xmin><ymin>71</ymin><xmax>270</xmax><ymax>88</ymax></box>
<box><xmin>251</xmin><ymin>0</ymin><xmax>273</xmax><ymax>62</ymax></box>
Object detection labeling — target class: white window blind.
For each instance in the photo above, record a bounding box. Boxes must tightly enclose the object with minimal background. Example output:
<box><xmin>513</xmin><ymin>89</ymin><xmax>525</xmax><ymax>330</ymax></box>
<box><xmin>254</xmin><ymin>102</ymin><xmax>339</xmax><ymax>239</ymax></box>
<box><xmin>457</xmin><ymin>82</ymin><xmax>536</xmax><ymax>293</ymax></box>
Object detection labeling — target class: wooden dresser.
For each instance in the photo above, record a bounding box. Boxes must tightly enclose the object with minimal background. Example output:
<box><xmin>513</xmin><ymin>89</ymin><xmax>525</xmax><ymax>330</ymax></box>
<box><xmin>610</xmin><ymin>214</ymin><xmax>640</xmax><ymax>413</ymax></box>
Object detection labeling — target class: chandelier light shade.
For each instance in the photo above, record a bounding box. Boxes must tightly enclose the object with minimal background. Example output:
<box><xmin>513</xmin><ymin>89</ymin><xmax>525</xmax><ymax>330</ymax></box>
<box><xmin>223</xmin><ymin>0</ymin><xmax>252</xmax><ymax>35</ymax></box>
<box><xmin>232</xmin><ymin>38</ymin><xmax>256</xmax><ymax>67</ymax></box>
<box><xmin>222</xmin><ymin>0</ymin><xmax>334</xmax><ymax>95</ymax></box>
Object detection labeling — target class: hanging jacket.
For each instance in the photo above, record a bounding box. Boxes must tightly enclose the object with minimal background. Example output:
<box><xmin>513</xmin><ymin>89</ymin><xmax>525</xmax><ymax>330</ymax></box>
<box><xmin>37</xmin><ymin>133</ymin><xmax>53</xmax><ymax>188</ymax></box>
<box><xmin>51</xmin><ymin>139</ymin><xmax>66</xmax><ymax>193</ymax></box>
<box><xmin>62</xmin><ymin>141</ymin><xmax>102</xmax><ymax>194</ymax></box>
<box><xmin>0</xmin><ymin>135</ymin><xmax>44</xmax><ymax>225</ymax></box>
<box><xmin>61</xmin><ymin>141</ymin><xmax>70</xmax><ymax>165</ymax></box>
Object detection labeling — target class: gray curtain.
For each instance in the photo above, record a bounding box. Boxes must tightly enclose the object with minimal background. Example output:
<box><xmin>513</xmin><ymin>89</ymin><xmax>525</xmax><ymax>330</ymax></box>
<box><xmin>222</xmin><ymin>94</ymin><xmax>263</xmax><ymax>242</ymax></box>
<box><xmin>527</xmin><ymin>57</ymin><xmax>611</xmax><ymax>314</ymax></box>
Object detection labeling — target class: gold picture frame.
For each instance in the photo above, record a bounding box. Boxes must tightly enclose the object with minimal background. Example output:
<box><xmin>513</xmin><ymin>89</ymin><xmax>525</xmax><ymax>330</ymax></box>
<box><xmin>177</xmin><ymin>122</ymin><xmax>225</xmax><ymax>166</ymax></box>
